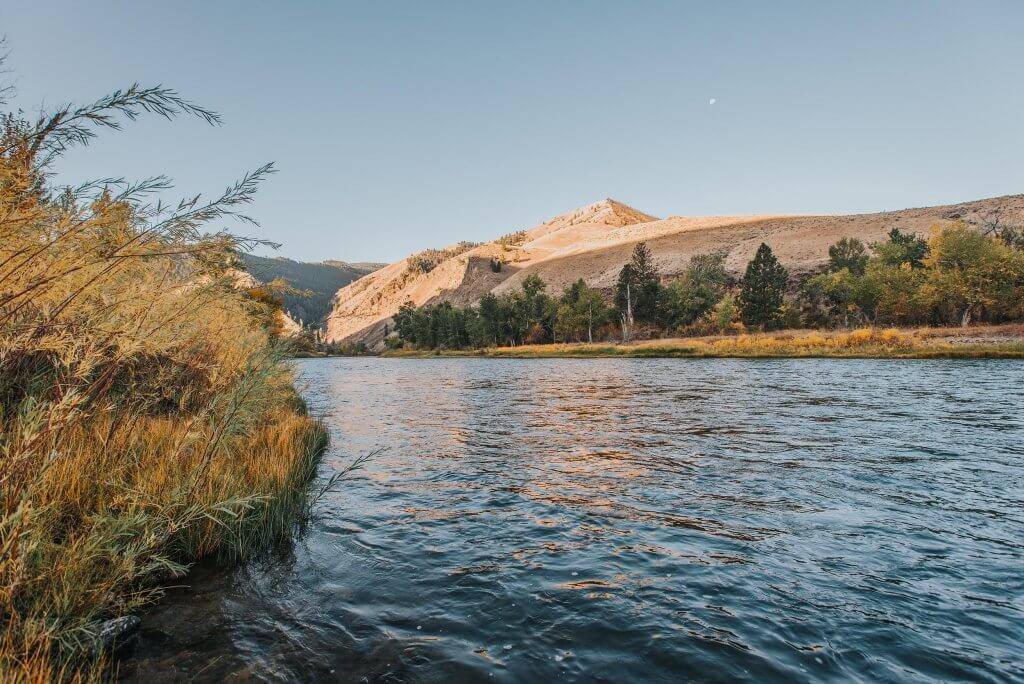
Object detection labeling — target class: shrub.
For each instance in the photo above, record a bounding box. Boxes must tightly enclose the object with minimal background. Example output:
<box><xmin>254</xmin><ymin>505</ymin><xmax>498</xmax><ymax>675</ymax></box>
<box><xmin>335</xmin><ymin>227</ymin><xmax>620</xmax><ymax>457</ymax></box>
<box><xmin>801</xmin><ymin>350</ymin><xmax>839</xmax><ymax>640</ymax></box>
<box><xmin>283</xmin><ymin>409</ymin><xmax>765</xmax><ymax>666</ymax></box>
<box><xmin>0</xmin><ymin>77</ymin><xmax>327</xmax><ymax>679</ymax></box>
<box><xmin>496</xmin><ymin>230</ymin><xmax>527</xmax><ymax>247</ymax></box>
<box><xmin>406</xmin><ymin>242</ymin><xmax>481</xmax><ymax>275</ymax></box>
<box><xmin>683</xmin><ymin>294</ymin><xmax>744</xmax><ymax>336</ymax></box>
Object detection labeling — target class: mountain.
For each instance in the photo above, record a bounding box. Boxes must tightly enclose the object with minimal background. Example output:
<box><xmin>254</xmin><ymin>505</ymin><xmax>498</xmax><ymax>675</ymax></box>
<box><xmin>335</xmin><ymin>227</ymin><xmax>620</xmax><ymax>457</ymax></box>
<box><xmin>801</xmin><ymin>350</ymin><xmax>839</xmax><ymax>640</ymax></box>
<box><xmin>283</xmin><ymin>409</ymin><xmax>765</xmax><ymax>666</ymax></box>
<box><xmin>324</xmin><ymin>259</ymin><xmax>389</xmax><ymax>272</ymax></box>
<box><xmin>237</xmin><ymin>254</ymin><xmax>382</xmax><ymax>327</ymax></box>
<box><xmin>325</xmin><ymin>194</ymin><xmax>1024</xmax><ymax>347</ymax></box>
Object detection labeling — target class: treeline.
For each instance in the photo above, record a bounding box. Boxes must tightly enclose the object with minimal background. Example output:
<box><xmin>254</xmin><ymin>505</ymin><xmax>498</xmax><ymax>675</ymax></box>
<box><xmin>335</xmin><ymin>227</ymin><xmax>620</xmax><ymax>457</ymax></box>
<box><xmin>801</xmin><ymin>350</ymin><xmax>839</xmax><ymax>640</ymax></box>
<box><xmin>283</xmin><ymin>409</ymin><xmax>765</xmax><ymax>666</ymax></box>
<box><xmin>391</xmin><ymin>223</ymin><xmax>1024</xmax><ymax>350</ymax></box>
<box><xmin>801</xmin><ymin>225</ymin><xmax>1024</xmax><ymax>327</ymax></box>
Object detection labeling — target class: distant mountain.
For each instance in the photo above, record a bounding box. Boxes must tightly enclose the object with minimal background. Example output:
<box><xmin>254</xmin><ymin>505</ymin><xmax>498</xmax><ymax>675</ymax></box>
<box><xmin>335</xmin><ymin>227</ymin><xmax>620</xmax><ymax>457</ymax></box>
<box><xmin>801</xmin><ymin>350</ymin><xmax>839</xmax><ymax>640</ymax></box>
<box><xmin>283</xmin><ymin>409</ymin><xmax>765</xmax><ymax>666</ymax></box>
<box><xmin>325</xmin><ymin>194</ymin><xmax>1024</xmax><ymax>348</ymax></box>
<box><xmin>237</xmin><ymin>254</ymin><xmax>381</xmax><ymax>328</ymax></box>
<box><xmin>324</xmin><ymin>260</ymin><xmax>389</xmax><ymax>272</ymax></box>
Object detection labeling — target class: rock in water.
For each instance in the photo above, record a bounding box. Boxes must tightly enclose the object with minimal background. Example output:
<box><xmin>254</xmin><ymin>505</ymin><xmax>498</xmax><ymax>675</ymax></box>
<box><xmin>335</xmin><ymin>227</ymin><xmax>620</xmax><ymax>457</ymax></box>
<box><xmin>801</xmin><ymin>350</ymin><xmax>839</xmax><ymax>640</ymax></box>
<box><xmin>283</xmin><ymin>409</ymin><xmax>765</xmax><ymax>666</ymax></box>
<box><xmin>96</xmin><ymin>615</ymin><xmax>140</xmax><ymax>651</ymax></box>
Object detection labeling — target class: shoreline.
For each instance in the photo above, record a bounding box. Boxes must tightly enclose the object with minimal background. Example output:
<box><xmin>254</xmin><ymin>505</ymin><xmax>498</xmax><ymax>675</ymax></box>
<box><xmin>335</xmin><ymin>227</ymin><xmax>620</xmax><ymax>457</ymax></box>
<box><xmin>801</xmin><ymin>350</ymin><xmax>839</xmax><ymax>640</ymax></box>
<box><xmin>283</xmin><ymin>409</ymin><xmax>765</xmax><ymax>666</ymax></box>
<box><xmin>379</xmin><ymin>325</ymin><xmax>1024</xmax><ymax>360</ymax></box>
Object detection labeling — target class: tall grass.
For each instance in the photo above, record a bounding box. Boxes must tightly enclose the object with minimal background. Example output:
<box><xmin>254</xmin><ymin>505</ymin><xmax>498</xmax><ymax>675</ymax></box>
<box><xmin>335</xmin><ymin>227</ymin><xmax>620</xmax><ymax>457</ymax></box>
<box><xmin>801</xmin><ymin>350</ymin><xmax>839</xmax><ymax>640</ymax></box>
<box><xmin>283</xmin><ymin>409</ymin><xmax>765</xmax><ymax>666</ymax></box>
<box><xmin>384</xmin><ymin>326</ymin><xmax>1024</xmax><ymax>359</ymax></box>
<box><xmin>1</xmin><ymin>77</ymin><xmax>327</xmax><ymax>679</ymax></box>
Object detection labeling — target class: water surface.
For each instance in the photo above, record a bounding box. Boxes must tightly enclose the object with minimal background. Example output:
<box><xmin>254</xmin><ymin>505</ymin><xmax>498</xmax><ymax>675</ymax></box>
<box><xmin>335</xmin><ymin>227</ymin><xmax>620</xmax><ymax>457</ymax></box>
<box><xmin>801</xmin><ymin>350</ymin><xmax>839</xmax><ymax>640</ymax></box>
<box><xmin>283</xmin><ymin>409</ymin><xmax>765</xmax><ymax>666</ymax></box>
<box><xmin>120</xmin><ymin>358</ymin><xmax>1024</xmax><ymax>682</ymax></box>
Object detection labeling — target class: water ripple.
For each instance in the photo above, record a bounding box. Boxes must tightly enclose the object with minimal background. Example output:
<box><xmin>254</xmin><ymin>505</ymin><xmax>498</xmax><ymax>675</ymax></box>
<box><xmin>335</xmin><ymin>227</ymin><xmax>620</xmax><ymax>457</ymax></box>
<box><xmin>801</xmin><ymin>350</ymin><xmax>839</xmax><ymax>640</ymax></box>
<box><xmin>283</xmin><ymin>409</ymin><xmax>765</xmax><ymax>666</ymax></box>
<box><xmin>120</xmin><ymin>358</ymin><xmax>1024</xmax><ymax>683</ymax></box>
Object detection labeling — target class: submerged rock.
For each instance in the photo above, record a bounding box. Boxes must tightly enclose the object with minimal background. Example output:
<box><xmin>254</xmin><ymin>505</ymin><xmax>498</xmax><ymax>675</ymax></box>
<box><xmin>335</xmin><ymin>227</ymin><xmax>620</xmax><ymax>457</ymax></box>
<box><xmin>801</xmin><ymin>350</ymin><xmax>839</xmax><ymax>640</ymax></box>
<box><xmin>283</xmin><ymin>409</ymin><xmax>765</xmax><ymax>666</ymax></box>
<box><xmin>95</xmin><ymin>615</ymin><xmax>141</xmax><ymax>652</ymax></box>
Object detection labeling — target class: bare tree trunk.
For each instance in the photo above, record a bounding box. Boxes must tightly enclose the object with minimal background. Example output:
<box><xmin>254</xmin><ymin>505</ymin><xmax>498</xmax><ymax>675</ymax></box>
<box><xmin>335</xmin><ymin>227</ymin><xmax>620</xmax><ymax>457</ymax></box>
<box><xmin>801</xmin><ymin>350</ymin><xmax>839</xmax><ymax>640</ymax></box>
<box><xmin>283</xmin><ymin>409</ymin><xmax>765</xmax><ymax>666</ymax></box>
<box><xmin>622</xmin><ymin>282</ymin><xmax>633</xmax><ymax>343</ymax></box>
<box><xmin>961</xmin><ymin>307</ymin><xmax>971</xmax><ymax>327</ymax></box>
<box><xmin>627</xmin><ymin>282</ymin><xmax>633</xmax><ymax>329</ymax></box>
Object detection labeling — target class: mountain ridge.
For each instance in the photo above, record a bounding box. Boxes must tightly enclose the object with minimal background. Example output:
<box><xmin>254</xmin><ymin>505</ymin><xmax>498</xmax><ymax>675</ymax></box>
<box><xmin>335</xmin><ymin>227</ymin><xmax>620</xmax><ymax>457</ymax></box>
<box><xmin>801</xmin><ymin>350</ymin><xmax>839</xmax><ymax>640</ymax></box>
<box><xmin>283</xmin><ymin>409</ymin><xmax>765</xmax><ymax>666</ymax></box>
<box><xmin>237</xmin><ymin>253</ymin><xmax>382</xmax><ymax>327</ymax></box>
<box><xmin>325</xmin><ymin>193</ymin><xmax>1024</xmax><ymax>347</ymax></box>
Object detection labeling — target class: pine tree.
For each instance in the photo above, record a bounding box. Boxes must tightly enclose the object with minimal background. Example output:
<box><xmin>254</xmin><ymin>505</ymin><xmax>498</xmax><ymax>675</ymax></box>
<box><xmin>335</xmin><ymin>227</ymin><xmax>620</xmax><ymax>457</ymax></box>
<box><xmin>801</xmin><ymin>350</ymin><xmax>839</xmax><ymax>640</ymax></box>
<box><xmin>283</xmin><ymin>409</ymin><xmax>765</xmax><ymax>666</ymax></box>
<box><xmin>614</xmin><ymin>263</ymin><xmax>636</xmax><ymax>314</ymax></box>
<box><xmin>615</xmin><ymin>242</ymin><xmax>660</xmax><ymax>325</ymax></box>
<box><xmin>739</xmin><ymin>243</ymin><xmax>789</xmax><ymax>329</ymax></box>
<box><xmin>630</xmin><ymin>242</ymin><xmax>657</xmax><ymax>284</ymax></box>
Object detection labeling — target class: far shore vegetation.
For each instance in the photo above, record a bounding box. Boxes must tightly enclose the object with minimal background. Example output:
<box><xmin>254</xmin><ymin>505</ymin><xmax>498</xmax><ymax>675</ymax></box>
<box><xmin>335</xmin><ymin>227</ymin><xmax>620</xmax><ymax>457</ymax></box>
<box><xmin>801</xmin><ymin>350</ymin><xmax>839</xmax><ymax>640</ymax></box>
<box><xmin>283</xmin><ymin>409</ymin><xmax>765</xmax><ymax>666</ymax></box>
<box><xmin>384</xmin><ymin>325</ymin><xmax>1024</xmax><ymax>359</ymax></box>
<box><xmin>380</xmin><ymin>221</ymin><xmax>1024</xmax><ymax>359</ymax></box>
<box><xmin>1</xmin><ymin>67</ymin><xmax>328</xmax><ymax>679</ymax></box>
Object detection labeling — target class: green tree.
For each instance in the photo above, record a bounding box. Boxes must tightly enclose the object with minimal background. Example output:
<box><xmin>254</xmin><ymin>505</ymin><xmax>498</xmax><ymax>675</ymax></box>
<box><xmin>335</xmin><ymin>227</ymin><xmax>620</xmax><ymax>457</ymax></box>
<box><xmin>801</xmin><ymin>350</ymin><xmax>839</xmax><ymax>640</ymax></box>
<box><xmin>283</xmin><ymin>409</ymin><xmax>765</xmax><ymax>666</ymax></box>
<box><xmin>577</xmin><ymin>287</ymin><xmax>607</xmax><ymax>343</ymax></box>
<box><xmin>556</xmin><ymin>279</ymin><xmax>608</xmax><ymax>342</ymax></box>
<box><xmin>711</xmin><ymin>294</ymin><xmax>741</xmax><ymax>334</ymax></box>
<box><xmin>393</xmin><ymin>301</ymin><xmax>420</xmax><ymax>346</ymax></box>
<box><xmin>739</xmin><ymin>243</ymin><xmax>789</xmax><ymax>329</ymax></box>
<box><xmin>630</xmin><ymin>242</ymin><xmax>660</xmax><ymax>323</ymax></box>
<box><xmin>630</xmin><ymin>241</ymin><xmax>658</xmax><ymax>283</ymax></box>
<box><xmin>827</xmin><ymin>237</ymin><xmax>869</xmax><ymax>275</ymax></box>
<box><xmin>801</xmin><ymin>268</ymin><xmax>877</xmax><ymax>327</ymax></box>
<box><xmin>657</xmin><ymin>251</ymin><xmax>728</xmax><ymax>329</ymax></box>
<box><xmin>519</xmin><ymin>274</ymin><xmax>554</xmax><ymax>343</ymax></box>
<box><xmin>614</xmin><ymin>262</ymin><xmax>636</xmax><ymax>316</ymax></box>
<box><xmin>861</xmin><ymin>261</ymin><xmax>927</xmax><ymax>325</ymax></box>
<box><xmin>874</xmin><ymin>228</ymin><xmax>928</xmax><ymax>268</ymax></box>
<box><xmin>615</xmin><ymin>242</ymin><xmax>661</xmax><ymax>329</ymax></box>
<box><xmin>521</xmin><ymin>273</ymin><xmax>546</xmax><ymax>301</ymax></box>
<box><xmin>614</xmin><ymin>262</ymin><xmax>636</xmax><ymax>340</ymax></box>
<box><xmin>476</xmin><ymin>292</ymin><xmax>501</xmax><ymax>345</ymax></box>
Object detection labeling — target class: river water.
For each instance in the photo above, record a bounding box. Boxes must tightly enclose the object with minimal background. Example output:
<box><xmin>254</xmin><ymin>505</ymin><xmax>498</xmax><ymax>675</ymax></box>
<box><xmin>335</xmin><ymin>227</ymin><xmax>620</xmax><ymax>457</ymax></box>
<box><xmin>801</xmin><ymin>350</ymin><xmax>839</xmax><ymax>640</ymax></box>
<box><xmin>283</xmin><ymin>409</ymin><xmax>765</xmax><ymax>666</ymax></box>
<box><xmin>120</xmin><ymin>357</ymin><xmax>1024</xmax><ymax>683</ymax></box>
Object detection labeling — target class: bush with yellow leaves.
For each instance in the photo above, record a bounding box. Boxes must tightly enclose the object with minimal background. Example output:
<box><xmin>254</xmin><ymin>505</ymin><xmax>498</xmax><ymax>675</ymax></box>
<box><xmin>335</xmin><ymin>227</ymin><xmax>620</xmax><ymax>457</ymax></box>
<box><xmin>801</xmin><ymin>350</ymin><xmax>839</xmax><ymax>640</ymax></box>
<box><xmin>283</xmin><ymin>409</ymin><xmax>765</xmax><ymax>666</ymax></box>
<box><xmin>0</xmin><ymin>76</ymin><xmax>327</xmax><ymax>680</ymax></box>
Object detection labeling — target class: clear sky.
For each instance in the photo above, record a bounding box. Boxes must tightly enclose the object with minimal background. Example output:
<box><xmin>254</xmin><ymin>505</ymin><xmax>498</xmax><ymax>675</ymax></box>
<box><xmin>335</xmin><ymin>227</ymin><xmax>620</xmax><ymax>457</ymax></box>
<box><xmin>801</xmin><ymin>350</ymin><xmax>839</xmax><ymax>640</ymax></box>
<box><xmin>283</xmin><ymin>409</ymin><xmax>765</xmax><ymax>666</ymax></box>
<box><xmin>2</xmin><ymin>1</ymin><xmax>1022</xmax><ymax>262</ymax></box>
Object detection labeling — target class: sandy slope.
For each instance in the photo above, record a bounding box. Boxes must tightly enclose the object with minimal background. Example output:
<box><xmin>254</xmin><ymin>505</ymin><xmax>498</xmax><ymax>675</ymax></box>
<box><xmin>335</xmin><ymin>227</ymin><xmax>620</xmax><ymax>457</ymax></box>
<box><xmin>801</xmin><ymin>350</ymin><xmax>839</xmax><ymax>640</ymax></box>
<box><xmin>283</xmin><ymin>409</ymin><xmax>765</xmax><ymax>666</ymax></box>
<box><xmin>326</xmin><ymin>194</ymin><xmax>1024</xmax><ymax>347</ymax></box>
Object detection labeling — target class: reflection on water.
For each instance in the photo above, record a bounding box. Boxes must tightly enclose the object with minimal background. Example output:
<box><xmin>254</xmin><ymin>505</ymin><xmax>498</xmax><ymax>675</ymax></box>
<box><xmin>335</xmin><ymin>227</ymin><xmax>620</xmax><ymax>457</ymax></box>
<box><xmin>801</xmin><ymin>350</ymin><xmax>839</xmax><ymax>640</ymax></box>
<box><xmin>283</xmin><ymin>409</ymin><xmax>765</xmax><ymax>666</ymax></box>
<box><xmin>119</xmin><ymin>358</ymin><xmax>1024</xmax><ymax>682</ymax></box>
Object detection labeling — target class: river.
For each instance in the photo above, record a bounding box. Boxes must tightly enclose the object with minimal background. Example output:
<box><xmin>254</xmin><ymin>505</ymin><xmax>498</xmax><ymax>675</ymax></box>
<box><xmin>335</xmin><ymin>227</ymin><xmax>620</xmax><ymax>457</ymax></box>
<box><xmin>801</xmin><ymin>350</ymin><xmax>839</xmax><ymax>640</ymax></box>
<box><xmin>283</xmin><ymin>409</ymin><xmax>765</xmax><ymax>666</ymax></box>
<box><xmin>119</xmin><ymin>357</ymin><xmax>1024</xmax><ymax>682</ymax></box>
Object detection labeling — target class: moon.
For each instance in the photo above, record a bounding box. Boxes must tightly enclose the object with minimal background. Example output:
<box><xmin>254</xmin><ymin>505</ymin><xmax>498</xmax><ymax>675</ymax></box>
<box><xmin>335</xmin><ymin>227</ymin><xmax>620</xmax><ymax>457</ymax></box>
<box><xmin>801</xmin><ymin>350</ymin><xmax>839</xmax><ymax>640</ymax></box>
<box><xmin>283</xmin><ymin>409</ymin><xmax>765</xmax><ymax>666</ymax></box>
<box><xmin>709</xmin><ymin>98</ymin><xmax>717</xmax><ymax>105</ymax></box>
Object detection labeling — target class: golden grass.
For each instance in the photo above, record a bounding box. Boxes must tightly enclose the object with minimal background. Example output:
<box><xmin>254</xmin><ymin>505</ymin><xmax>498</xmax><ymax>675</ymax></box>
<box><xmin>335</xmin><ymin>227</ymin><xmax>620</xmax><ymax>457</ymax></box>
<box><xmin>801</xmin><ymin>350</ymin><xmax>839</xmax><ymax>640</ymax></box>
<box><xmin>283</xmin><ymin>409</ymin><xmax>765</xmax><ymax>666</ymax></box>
<box><xmin>384</xmin><ymin>326</ymin><xmax>1024</xmax><ymax>359</ymax></box>
<box><xmin>1</xmin><ymin>84</ymin><xmax>329</xmax><ymax>680</ymax></box>
<box><xmin>1</xmin><ymin>404</ymin><xmax>327</xmax><ymax>681</ymax></box>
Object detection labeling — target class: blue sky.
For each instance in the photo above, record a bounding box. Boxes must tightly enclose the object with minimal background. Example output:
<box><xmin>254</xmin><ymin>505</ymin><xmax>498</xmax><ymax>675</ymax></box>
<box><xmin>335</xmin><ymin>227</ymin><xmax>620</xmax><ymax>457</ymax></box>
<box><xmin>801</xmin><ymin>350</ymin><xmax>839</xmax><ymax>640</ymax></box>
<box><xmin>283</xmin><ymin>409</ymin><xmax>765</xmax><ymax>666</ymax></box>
<box><xmin>2</xmin><ymin>1</ymin><xmax>1022</xmax><ymax>262</ymax></box>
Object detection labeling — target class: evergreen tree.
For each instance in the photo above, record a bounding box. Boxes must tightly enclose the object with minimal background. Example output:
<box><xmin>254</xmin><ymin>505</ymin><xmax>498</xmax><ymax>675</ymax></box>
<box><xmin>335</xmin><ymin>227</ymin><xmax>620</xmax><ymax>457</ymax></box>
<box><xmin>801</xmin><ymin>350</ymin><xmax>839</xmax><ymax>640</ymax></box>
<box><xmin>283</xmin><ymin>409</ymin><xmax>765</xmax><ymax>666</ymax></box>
<box><xmin>739</xmin><ymin>243</ymin><xmax>789</xmax><ymax>329</ymax></box>
<box><xmin>630</xmin><ymin>242</ymin><xmax>660</xmax><ymax>322</ymax></box>
<box><xmin>630</xmin><ymin>241</ymin><xmax>658</xmax><ymax>284</ymax></box>
<box><xmin>615</xmin><ymin>242</ymin><xmax>661</xmax><ymax>325</ymax></box>
<box><xmin>614</xmin><ymin>263</ymin><xmax>637</xmax><ymax>315</ymax></box>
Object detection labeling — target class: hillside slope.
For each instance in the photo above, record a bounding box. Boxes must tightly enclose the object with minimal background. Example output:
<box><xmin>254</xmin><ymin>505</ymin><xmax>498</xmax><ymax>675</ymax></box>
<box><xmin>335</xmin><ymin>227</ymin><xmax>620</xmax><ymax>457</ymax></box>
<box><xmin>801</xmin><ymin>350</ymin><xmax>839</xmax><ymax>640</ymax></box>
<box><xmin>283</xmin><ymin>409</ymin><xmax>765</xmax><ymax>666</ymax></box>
<box><xmin>238</xmin><ymin>254</ymin><xmax>382</xmax><ymax>327</ymax></box>
<box><xmin>325</xmin><ymin>194</ymin><xmax>1024</xmax><ymax>346</ymax></box>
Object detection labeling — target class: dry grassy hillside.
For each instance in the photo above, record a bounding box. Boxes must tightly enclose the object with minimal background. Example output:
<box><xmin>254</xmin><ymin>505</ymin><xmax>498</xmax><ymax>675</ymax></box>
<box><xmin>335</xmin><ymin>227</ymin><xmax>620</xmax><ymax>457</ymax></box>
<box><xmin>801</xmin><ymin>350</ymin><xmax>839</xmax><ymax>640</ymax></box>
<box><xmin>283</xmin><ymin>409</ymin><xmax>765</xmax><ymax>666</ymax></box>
<box><xmin>326</xmin><ymin>194</ymin><xmax>1024</xmax><ymax>347</ymax></box>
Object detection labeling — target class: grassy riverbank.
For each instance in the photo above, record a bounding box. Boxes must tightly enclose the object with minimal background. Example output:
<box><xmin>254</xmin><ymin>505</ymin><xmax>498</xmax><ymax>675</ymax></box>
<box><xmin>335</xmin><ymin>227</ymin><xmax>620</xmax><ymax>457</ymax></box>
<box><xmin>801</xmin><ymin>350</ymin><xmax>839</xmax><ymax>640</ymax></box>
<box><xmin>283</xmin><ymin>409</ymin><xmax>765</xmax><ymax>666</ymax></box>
<box><xmin>383</xmin><ymin>325</ymin><xmax>1024</xmax><ymax>359</ymax></box>
<box><xmin>1</xmin><ymin>84</ymin><xmax>328</xmax><ymax>680</ymax></box>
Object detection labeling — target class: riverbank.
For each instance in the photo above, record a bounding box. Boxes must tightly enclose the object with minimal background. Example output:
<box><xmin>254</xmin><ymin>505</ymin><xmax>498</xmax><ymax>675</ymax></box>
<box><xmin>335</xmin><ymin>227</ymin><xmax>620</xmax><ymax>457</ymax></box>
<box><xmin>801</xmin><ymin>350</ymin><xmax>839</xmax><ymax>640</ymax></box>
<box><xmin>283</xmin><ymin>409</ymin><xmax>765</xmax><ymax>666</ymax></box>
<box><xmin>382</xmin><ymin>325</ymin><xmax>1024</xmax><ymax>359</ymax></box>
<box><xmin>1</xmin><ymin>83</ymin><xmax>331</xmax><ymax>681</ymax></box>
